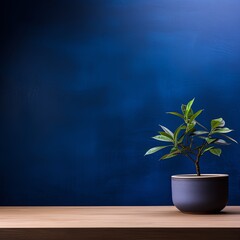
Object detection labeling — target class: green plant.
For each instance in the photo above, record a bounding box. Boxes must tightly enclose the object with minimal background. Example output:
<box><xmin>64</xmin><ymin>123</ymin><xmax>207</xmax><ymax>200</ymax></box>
<box><xmin>145</xmin><ymin>98</ymin><xmax>237</xmax><ymax>176</ymax></box>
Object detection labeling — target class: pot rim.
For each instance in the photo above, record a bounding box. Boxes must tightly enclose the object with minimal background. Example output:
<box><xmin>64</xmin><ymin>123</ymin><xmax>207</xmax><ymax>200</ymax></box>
<box><xmin>171</xmin><ymin>174</ymin><xmax>228</xmax><ymax>179</ymax></box>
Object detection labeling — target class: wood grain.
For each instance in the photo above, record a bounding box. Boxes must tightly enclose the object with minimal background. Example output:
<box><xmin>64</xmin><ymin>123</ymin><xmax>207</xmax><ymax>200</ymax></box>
<box><xmin>0</xmin><ymin>206</ymin><xmax>240</xmax><ymax>240</ymax></box>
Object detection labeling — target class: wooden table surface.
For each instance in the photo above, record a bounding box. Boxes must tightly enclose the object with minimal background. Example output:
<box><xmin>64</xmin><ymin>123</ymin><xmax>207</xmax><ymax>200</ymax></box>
<box><xmin>0</xmin><ymin>206</ymin><xmax>240</xmax><ymax>228</ymax></box>
<box><xmin>0</xmin><ymin>206</ymin><xmax>239</xmax><ymax>239</ymax></box>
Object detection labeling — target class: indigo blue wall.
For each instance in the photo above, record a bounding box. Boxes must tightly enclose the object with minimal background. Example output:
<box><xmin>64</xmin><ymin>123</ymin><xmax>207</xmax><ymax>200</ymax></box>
<box><xmin>1</xmin><ymin>0</ymin><xmax>240</xmax><ymax>205</ymax></box>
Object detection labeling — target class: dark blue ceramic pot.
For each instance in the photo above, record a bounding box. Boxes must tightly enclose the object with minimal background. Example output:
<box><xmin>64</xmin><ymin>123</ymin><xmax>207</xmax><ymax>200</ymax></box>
<box><xmin>171</xmin><ymin>174</ymin><xmax>228</xmax><ymax>214</ymax></box>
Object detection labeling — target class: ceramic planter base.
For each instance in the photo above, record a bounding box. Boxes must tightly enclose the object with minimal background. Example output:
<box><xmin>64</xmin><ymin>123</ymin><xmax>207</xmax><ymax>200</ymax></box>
<box><xmin>171</xmin><ymin>174</ymin><xmax>228</xmax><ymax>214</ymax></box>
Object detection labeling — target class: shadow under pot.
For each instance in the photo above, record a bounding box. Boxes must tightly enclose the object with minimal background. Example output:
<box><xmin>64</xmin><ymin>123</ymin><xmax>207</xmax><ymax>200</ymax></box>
<box><xmin>171</xmin><ymin>174</ymin><xmax>228</xmax><ymax>214</ymax></box>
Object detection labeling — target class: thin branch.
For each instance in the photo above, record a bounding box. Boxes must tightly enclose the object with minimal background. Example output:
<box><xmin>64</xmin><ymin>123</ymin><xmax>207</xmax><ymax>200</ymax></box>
<box><xmin>195</xmin><ymin>120</ymin><xmax>209</xmax><ymax>131</ymax></box>
<box><xmin>185</xmin><ymin>154</ymin><xmax>195</xmax><ymax>163</ymax></box>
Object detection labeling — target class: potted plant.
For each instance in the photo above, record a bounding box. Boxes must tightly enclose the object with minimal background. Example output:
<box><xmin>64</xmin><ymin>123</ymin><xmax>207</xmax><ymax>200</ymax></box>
<box><xmin>145</xmin><ymin>98</ymin><xmax>237</xmax><ymax>214</ymax></box>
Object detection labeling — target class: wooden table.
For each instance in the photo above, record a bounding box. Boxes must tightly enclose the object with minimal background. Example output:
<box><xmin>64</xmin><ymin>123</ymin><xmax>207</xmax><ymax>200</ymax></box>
<box><xmin>0</xmin><ymin>206</ymin><xmax>240</xmax><ymax>240</ymax></box>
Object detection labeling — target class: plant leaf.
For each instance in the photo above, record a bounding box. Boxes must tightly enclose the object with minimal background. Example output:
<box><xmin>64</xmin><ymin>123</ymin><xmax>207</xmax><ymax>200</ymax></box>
<box><xmin>206</xmin><ymin>138</ymin><xmax>217</xmax><ymax>144</ymax></box>
<box><xmin>190</xmin><ymin>109</ymin><xmax>203</xmax><ymax>123</ymax></box>
<box><xmin>159</xmin><ymin>125</ymin><xmax>174</xmax><ymax>138</ymax></box>
<box><xmin>182</xmin><ymin>104</ymin><xmax>193</xmax><ymax>119</ymax></box>
<box><xmin>159</xmin><ymin>131</ymin><xmax>174</xmax><ymax>140</ymax></box>
<box><xmin>185</xmin><ymin>98</ymin><xmax>195</xmax><ymax>118</ymax></box>
<box><xmin>174</xmin><ymin>125</ymin><xmax>186</xmax><ymax>145</ymax></box>
<box><xmin>160</xmin><ymin>150</ymin><xmax>180</xmax><ymax>160</ymax></box>
<box><xmin>181</xmin><ymin>104</ymin><xmax>186</xmax><ymax>114</ymax></box>
<box><xmin>152</xmin><ymin>135</ymin><xmax>173</xmax><ymax>142</ymax></box>
<box><xmin>214</xmin><ymin>139</ymin><xmax>230</xmax><ymax>145</ymax></box>
<box><xmin>218</xmin><ymin>120</ymin><xmax>225</xmax><ymax>127</ymax></box>
<box><xmin>212</xmin><ymin>127</ymin><xmax>233</xmax><ymax>134</ymax></box>
<box><xmin>201</xmin><ymin>146</ymin><xmax>215</xmax><ymax>155</ymax></box>
<box><xmin>221</xmin><ymin>134</ymin><xmax>238</xmax><ymax>144</ymax></box>
<box><xmin>211</xmin><ymin>118</ymin><xmax>225</xmax><ymax>130</ymax></box>
<box><xmin>170</xmin><ymin>147</ymin><xmax>179</xmax><ymax>153</ymax></box>
<box><xmin>144</xmin><ymin>146</ymin><xmax>172</xmax><ymax>156</ymax></box>
<box><xmin>193</xmin><ymin>131</ymin><xmax>209</xmax><ymax>135</ymax></box>
<box><xmin>186</xmin><ymin>122</ymin><xmax>196</xmax><ymax>133</ymax></box>
<box><xmin>167</xmin><ymin>112</ymin><xmax>184</xmax><ymax>119</ymax></box>
<box><xmin>209</xmin><ymin>148</ymin><xmax>222</xmax><ymax>157</ymax></box>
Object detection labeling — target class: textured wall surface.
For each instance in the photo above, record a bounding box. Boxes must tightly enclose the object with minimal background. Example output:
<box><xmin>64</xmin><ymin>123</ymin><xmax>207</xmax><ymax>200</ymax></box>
<box><xmin>1</xmin><ymin>0</ymin><xmax>240</xmax><ymax>205</ymax></box>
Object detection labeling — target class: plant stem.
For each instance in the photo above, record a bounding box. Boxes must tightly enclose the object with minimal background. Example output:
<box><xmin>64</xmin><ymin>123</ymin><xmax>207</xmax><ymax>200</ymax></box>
<box><xmin>195</xmin><ymin>160</ymin><xmax>200</xmax><ymax>176</ymax></box>
<box><xmin>194</xmin><ymin>139</ymin><xmax>209</xmax><ymax>176</ymax></box>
